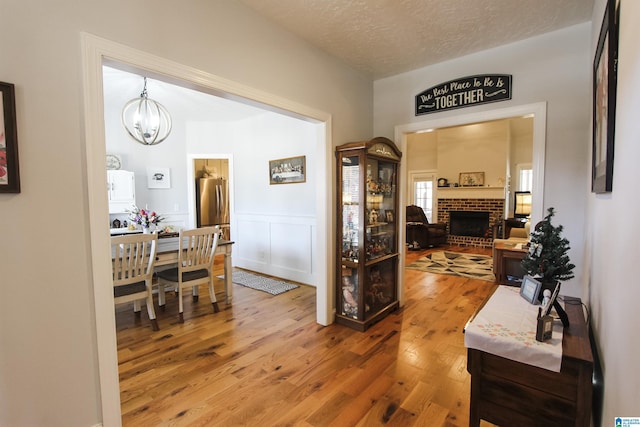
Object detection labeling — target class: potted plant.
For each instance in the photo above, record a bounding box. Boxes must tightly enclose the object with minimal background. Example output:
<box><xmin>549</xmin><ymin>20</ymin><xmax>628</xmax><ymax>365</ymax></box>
<box><xmin>521</xmin><ymin>207</ymin><xmax>575</xmax><ymax>326</ymax></box>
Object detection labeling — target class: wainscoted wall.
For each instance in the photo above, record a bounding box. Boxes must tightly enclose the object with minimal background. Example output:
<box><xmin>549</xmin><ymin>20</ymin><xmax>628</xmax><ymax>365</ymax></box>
<box><xmin>160</xmin><ymin>212</ymin><xmax>190</xmax><ymax>230</ymax></box>
<box><xmin>234</xmin><ymin>213</ymin><xmax>315</xmax><ymax>286</ymax></box>
<box><xmin>438</xmin><ymin>198</ymin><xmax>505</xmax><ymax>248</ymax></box>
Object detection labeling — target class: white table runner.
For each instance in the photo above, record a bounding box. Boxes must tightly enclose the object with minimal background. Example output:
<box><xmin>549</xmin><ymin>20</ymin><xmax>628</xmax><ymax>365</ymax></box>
<box><xmin>464</xmin><ymin>285</ymin><xmax>564</xmax><ymax>372</ymax></box>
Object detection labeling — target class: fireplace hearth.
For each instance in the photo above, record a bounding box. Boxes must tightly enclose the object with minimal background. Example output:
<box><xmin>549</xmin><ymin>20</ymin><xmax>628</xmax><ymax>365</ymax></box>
<box><xmin>450</xmin><ymin>211</ymin><xmax>490</xmax><ymax>237</ymax></box>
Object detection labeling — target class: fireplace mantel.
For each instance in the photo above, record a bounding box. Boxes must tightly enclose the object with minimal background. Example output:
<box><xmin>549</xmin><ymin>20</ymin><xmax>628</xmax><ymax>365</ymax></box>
<box><xmin>437</xmin><ymin>186</ymin><xmax>505</xmax><ymax>199</ymax></box>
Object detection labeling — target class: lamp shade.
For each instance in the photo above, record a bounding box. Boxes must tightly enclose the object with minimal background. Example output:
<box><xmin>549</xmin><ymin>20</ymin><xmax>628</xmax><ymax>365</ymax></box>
<box><xmin>514</xmin><ymin>191</ymin><xmax>532</xmax><ymax>217</ymax></box>
<box><xmin>121</xmin><ymin>78</ymin><xmax>172</xmax><ymax>145</ymax></box>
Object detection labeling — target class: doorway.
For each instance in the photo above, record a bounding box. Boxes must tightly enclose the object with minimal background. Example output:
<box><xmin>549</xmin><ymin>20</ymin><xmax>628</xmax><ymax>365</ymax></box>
<box><xmin>192</xmin><ymin>157</ymin><xmax>231</xmax><ymax>240</ymax></box>
<box><xmin>394</xmin><ymin>102</ymin><xmax>546</xmax><ymax>306</ymax></box>
<box><xmin>396</xmin><ymin>103</ymin><xmax>546</xmax><ymax>224</ymax></box>
<box><xmin>82</xmin><ymin>33</ymin><xmax>332</xmax><ymax>424</ymax></box>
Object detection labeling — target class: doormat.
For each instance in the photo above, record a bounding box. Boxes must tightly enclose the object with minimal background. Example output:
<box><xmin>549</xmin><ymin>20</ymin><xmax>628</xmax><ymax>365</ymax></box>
<box><xmin>219</xmin><ymin>269</ymin><xmax>299</xmax><ymax>295</ymax></box>
<box><xmin>406</xmin><ymin>251</ymin><xmax>496</xmax><ymax>282</ymax></box>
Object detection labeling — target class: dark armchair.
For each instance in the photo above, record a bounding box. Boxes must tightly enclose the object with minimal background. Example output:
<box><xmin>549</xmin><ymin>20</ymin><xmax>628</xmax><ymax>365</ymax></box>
<box><xmin>406</xmin><ymin>205</ymin><xmax>447</xmax><ymax>249</ymax></box>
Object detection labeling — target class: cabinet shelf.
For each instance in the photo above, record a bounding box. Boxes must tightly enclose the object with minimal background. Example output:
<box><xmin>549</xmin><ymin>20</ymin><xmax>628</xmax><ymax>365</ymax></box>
<box><xmin>365</xmin><ymin>252</ymin><xmax>398</xmax><ymax>266</ymax></box>
<box><xmin>367</xmin><ymin>222</ymin><xmax>389</xmax><ymax>228</ymax></box>
<box><xmin>336</xmin><ymin>137</ymin><xmax>401</xmax><ymax>331</ymax></box>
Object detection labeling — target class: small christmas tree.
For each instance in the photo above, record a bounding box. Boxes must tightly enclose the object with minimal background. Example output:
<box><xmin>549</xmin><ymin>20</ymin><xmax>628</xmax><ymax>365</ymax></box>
<box><xmin>521</xmin><ymin>207</ymin><xmax>575</xmax><ymax>284</ymax></box>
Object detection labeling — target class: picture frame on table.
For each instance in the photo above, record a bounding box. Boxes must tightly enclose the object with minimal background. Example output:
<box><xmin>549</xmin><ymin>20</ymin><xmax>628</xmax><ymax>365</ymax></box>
<box><xmin>592</xmin><ymin>0</ymin><xmax>619</xmax><ymax>194</ymax></box>
<box><xmin>459</xmin><ymin>171</ymin><xmax>484</xmax><ymax>187</ymax></box>
<box><xmin>519</xmin><ymin>275</ymin><xmax>542</xmax><ymax>305</ymax></box>
<box><xmin>0</xmin><ymin>82</ymin><xmax>20</xmax><ymax>193</ymax></box>
<box><xmin>147</xmin><ymin>167</ymin><xmax>171</xmax><ymax>189</ymax></box>
<box><xmin>269</xmin><ymin>155</ymin><xmax>305</xmax><ymax>184</ymax></box>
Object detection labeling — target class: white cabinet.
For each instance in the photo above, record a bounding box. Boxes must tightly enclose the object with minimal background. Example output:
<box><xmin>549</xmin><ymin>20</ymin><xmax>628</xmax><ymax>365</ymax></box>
<box><xmin>107</xmin><ymin>170</ymin><xmax>135</xmax><ymax>213</ymax></box>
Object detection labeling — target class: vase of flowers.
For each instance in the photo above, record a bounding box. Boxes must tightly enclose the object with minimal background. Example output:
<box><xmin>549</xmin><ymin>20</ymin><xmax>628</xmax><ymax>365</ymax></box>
<box><xmin>127</xmin><ymin>205</ymin><xmax>164</xmax><ymax>233</ymax></box>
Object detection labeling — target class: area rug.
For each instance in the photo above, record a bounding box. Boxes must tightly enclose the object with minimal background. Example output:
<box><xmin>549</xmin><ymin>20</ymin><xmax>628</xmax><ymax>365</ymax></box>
<box><xmin>406</xmin><ymin>251</ymin><xmax>496</xmax><ymax>282</ymax></box>
<box><xmin>219</xmin><ymin>269</ymin><xmax>299</xmax><ymax>295</ymax></box>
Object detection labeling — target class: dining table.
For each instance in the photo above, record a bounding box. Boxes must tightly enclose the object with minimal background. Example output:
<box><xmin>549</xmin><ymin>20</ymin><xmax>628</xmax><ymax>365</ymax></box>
<box><xmin>153</xmin><ymin>232</ymin><xmax>235</xmax><ymax>305</ymax></box>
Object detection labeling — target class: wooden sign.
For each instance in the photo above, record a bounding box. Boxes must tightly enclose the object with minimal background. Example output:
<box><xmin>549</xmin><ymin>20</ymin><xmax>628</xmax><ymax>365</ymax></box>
<box><xmin>415</xmin><ymin>74</ymin><xmax>512</xmax><ymax>115</ymax></box>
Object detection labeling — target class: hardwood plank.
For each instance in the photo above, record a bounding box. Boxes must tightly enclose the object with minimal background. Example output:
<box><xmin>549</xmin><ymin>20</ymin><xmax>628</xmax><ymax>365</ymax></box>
<box><xmin>116</xmin><ymin>245</ymin><xmax>498</xmax><ymax>426</ymax></box>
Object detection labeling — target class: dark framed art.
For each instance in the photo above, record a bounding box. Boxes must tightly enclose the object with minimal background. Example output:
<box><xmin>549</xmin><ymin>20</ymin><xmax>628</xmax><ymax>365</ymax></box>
<box><xmin>269</xmin><ymin>155</ymin><xmax>306</xmax><ymax>184</ymax></box>
<box><xmin>592</xmin><ymin>0</ymin><xmax>619</xmax><ymax>194</ymax></box>
<box><xmin>0</xmin><ymin>82</ymin><xmax>20</xmax><ymax>193</ymax></box>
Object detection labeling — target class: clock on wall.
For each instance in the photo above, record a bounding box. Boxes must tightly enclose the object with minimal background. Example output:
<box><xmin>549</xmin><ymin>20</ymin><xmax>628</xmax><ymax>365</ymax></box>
<box><xmin>106</xmin><ymin>154</ymin><xmax>122</xmax><ymax>170</ymax></box>
<box><xmin>438</xmin><ymin>178</ymin><xmax>448</xmax><ymax>187</ymax></box>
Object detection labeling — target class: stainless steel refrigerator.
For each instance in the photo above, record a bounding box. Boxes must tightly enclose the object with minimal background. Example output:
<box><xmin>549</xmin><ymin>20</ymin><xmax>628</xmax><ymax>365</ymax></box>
<box><xmin>196</xmin><ymin>177</ymin><xmax>230</xmax><ymax>237</ymax></box>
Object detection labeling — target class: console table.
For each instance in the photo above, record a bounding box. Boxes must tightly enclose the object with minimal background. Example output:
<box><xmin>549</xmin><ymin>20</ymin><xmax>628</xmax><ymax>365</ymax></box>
<box><xmin>465</xmin><ymin>289</ymin><xmax>593</xmax><ymax>426</ymax></box>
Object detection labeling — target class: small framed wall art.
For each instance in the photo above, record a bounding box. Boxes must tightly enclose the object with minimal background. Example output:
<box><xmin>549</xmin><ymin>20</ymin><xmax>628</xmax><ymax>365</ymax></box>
<box><xmin>0</xmin><ymin>82</ymin><xmax>20</xmax><ymax>193</ymax></box>
<box><xmin>269</xmin><ymin>155</ymin><xmax>306</xmax><ymax>184</ymax></box>
<box><xmin>147</xmin><ymin>167</ymin><xmax>171</xmax><ymax>189</ymax></box>
<box><xmin>459</xmin><ymin>171</ymin><xmax>485</xmax><ymax>187</ymax></box>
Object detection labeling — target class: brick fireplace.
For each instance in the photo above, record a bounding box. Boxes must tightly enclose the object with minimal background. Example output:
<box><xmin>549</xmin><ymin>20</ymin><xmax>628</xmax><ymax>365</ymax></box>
<box><xmin>438</xmin><ymin>198</ymin><xmax>505</xmax><ymax>248</ymax></box>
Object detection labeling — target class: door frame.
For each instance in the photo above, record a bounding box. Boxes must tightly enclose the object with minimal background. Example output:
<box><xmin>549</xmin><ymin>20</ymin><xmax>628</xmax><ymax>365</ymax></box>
<box><xmin>81</xmin><ymin>33</ymin><xmax>333</xmax><ymax>425</ymax></box>
<box><xmin>395</xmin><ymin>102</ymin><xmax>547</xmax><ymax>306</ymax></box>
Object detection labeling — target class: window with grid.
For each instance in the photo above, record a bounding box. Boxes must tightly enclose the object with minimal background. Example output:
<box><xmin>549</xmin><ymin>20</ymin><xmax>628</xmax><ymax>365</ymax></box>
<box><xmin>414</xmin><ymin>180</ymin><xmax>433</xmax><ymax>222</ymax></box>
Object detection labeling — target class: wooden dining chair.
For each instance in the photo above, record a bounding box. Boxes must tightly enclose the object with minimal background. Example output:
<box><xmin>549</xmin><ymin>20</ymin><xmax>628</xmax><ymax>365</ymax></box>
<box><xmin>156</xmin><ymin>226</ymin><xmax>220</xmax><ymax>322</ymax></box>
<box><xmin>111</xmin><ymin>233</ymin><xmax>159</xmax><ymax>331</ymax></box>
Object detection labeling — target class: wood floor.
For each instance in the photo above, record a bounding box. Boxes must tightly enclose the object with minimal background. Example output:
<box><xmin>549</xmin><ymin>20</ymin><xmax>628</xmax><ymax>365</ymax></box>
<box><xmin>116</xmin><ymin>245</ymin><xmax>497</xmax><ymax>426</ymax></box>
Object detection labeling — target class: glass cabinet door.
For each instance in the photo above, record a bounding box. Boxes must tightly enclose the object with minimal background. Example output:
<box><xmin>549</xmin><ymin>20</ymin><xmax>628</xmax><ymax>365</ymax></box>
<box><xmin>364</xmin><ymin>259</ymin><xmax>396</xmax><ymax>320</ymax></box>
<box><xmin>339</xmin><ymin>154</ymin><xmax>361</xmax><ymax>319</ymax></box>
<box><xmin>365</xmin><ymin>159</ymin><xmax>397</xmax><ymax>261</ymax></box>
<box><xmin>341</xmin><ymin>155</ymin><xmax>360</xmax><ymax>263</ymax></box>
<box><xmin>340</xmin><ymin>266</ymin><xmax>359</xmax><ymax>319</ymax></box>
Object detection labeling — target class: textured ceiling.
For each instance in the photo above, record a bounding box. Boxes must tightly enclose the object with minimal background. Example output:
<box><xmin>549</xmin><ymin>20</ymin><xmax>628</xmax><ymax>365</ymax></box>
<box><xmin>239</xmin><ymin>0</ymin><xmax>594</xmax><ymax>79</ymax></box>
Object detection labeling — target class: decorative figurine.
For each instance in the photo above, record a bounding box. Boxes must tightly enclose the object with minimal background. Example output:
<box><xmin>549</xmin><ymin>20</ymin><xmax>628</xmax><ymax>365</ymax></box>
<box><xmin>369</xmin><ymin>209</ymin><xmax>378</xmax><ymax>224</ymax></box>
<box><xmin>342</xmin><ymin>276</ymin><xmax>358</xmax><ymax>318</ymax></box>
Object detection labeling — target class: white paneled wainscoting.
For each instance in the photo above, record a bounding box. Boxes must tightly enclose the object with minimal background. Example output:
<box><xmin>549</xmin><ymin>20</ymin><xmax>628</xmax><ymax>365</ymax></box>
<box><xmin>234</xmin><ymin>213</ymin><xmax>315</xmax><ymax>287</ymax></box>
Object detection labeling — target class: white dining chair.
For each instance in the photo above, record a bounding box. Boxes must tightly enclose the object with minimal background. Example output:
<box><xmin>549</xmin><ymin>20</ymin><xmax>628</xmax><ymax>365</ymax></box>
<box><xmin>156</xmin><ymin>226</ymin><xmax>220</xmax><ymax>322</ymax></box>
<box><xmin>111</xmin><ymin>233</ymin><xmax>159</xmax><ymax>331</ymax></box>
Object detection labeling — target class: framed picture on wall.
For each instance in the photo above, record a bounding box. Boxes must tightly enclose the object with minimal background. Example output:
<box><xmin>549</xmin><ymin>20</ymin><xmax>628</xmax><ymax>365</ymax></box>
<box><xmin>269</xmin><ymin>155</ymin><xmax>306</xmax><ymax>184</ymax></box>
<box><xmin>0</xmin><ymin>82</ymin><xmax>20</xmax><ymax>193</ymax></box>
<box><xmin>459</xmin><ymin>171</ymin><xmax>485</xmax><ymax>187</ymax></box>
<box><xmin>147</xmin><ymin>167</ymin><xmax>171</xmax><ymax>189</ymax></box>
<box><xmin>592</xmin><ymin>0</ymin><xmax>619</xmax><ymax>194</ymax></box>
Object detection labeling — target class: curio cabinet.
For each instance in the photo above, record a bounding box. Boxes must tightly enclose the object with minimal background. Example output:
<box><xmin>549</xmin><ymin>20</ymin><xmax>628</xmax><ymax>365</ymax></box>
<box><xmin>336</xmin><ymin>137</ymin><xmax>401</xmax><ymax>331</ymax></box>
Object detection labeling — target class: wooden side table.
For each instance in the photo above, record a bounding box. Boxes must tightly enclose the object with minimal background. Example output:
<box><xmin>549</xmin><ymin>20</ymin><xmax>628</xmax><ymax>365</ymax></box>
<box><xmin>466</xmin><ymin>296</ymin><xmax>593</xmax><ymax>426</ymax></box>
<box><xmin>493</xmin><ymin>241</ymin><xmax>528</xmax><ymax>286</ymax></box>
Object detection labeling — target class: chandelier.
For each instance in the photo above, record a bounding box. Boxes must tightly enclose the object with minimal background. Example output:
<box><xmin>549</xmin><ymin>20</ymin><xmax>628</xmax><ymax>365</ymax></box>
<box><xmin>121</xmin><ymin>77</ymin><xmax>172</xmax><ymax>145</ymax></box>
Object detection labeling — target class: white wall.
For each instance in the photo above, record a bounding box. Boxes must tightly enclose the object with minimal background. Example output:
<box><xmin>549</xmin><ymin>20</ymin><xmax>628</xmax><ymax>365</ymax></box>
<box><xmin>587</xmin><ymin>0</ymin><xmax>640</xmax><ymax>422</ymax></box>
<box><xmin>0</xmin><ymin>1</ymin><xmax>372</xmax><ymax>425</ymax></box>
<box><xmin>189</xmin><ymin>115</ymin><xmax>318</xmax><ymax>284</ymax></box>
<box><xmin>374</xmin><ymin>23</ymin><xmax>592</xmax><ymax>299</ymax></box>
<box><xmin>406</xmin><ymin>132</ymin><xmax>438</xmax><ymax>171</ymax></box>
<box><xmin>436</xmin><ymin>121</ymin><xmax>509</xmax><ymax>188</ymax></box>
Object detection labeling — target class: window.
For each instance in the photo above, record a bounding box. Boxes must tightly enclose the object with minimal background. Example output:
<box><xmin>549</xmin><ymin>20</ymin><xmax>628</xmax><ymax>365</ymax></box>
<box><xmin>414</xmin><ymin>179</ymin><xmax>434</xmax><ymax>222</ymax></box>
<box><xmin>517</xmin><ymin>163</ymin><xmax>533</xmax><ymax>192</ymax></box>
